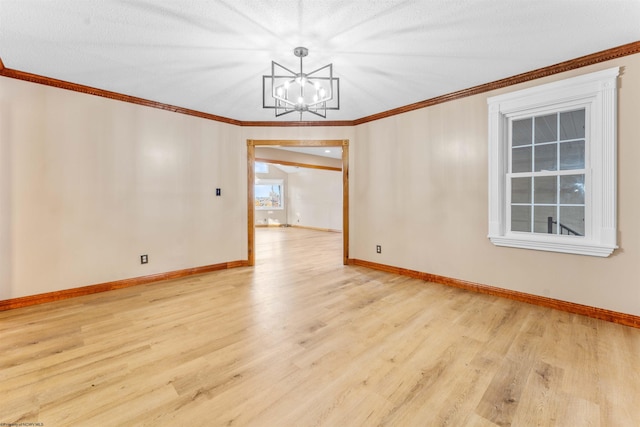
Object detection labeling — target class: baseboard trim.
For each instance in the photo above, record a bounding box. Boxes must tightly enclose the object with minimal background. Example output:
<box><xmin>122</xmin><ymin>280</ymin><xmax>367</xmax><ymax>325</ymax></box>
<box><xmin>290</xmin><ymin>224</ymin><xmax>342</xmax><ymax>233</ymax></box>
<box><xmin>0</xmin><ymin>260</ymin><xmax>249</xmax><ymax>311</ymax></box>
<box><xmin>349</xmin><ymin>259</ymin><xmax>640</xmax><ymax>329</ymax></box>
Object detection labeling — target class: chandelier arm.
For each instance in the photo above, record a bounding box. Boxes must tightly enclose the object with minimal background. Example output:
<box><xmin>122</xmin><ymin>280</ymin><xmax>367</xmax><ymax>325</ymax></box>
<box><xmin>274</xmin><ymin>108</ymin><xmax>298</xmax><ymax>117</ymax></box>
<box><xmin>304</xmin><ymin>108</ymin><xmax>327</xmax><ymax>119</ymax></box>
<box><xmin>272</xmin><ymin>60</ymin><xmax>298</xmax><ymax>76</ymax></box>
<box><xmin>305</xmin><ymin>63</ymin><xmax>333</xmax><ymax>77</ymax></box>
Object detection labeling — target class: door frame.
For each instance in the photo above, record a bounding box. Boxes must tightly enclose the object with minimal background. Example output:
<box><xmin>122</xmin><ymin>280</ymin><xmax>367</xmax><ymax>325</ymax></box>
<box><xmin>247</xmin><ymin>139</ymin><xmax>349</xmax><ymax>266</ymax></box>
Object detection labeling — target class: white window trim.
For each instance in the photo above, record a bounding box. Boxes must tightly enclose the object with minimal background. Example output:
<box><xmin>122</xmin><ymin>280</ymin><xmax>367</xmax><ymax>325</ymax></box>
<box><xmin>487</xmin><ymin>67</ymin><xmax>619</xmax><ymax>257</ymax></box>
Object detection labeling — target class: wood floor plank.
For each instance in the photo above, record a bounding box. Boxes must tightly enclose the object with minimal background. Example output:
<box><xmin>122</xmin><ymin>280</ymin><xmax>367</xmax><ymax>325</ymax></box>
<box><xmin>1</xmin><ymin>227</ymin><xmax>640</xmax><ymax>426</ymax></box>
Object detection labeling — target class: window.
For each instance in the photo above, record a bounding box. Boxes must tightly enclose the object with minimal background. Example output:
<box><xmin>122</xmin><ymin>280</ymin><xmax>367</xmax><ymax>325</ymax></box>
<box><xmin>487</xmin><ymin>67</ymin><xmax>618</xmax><ymax>257</ymax></box>
<box><xmin>255</xmin><ymin>162</ymin><xmax>269</xmax><ymax>174</ymax></box>
<box><xmin>510</xmin><ymin>109</ymin><xmax>586</xmax><ymax>236</ymax></box>
<box><xmin>255</xmin><ymin>179</ymin><xmax>284</xmax><ymax>210</ymax></box>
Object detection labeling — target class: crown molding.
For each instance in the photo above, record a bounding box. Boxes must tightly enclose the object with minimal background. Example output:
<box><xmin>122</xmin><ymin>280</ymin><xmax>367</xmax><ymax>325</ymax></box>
<box><xmin>0</xmin><ymin>65</ymin><xmax>243</xmax><ymax>126</ymax></box>
<box><xmin>353</xmin><ymin>40</ymin><xmax>640</xmax><ymax>125</ymax></box>
<box><xmin>241</xmin><ymin>120</ymin><xmax>355</xmax><ymax>127</ymax></box>
<box><xmin>0</xmin><ymin>41</ymin><xmax>638</xmax><ymax>127</ymax></box>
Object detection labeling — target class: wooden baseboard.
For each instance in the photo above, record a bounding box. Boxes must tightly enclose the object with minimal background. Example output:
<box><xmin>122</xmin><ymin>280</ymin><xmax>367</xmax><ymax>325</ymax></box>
<box><xmin>255</xmin><ymin>224</ymin><xmax>341</xmax><ymax>233</ymax></box>
<box><xmin>349</xmin><ymin>259</ymin><xmax>640</xmax><ymax>329</ymax></box>
<box><xmin>6</xmin><ymin>256</ymin><xmax>636</xmax><ymax>329</ymax></box>
<box><xmin>290</xmin><ymin>224</ymin><xmax>342</xmax><ymax>233</ymax></box>
<box><xmin>0</xmin><ymin>260</ymin><xmax>249</xmax><ymax>311</ymax></box>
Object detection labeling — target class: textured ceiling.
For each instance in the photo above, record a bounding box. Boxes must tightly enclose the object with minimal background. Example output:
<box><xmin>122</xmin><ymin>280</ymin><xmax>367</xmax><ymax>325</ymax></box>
<box><xmin>1</xmin><ymin>1</ymin><xmax>639</xmax><ymax>122</ymax></box>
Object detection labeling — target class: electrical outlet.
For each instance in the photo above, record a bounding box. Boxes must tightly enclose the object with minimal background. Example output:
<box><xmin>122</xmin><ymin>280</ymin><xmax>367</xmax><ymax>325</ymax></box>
<box><xmin>216</xmin><ymin>188</ymin><xmax>221</xmax><ymax>196</ymax></box>
<box><xmin>141</xmin><ymin>254</ymin><xmax>148</xmax><ymax>264</ymax></box>
<box><xmin>376</xmin><ymin>245</ymin><xmax>382</xmax><ymax>254</ymax></box>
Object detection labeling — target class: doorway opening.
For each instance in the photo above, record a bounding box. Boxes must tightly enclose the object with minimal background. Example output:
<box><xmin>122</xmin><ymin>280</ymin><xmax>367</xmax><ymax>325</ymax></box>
<box><xmin>247</xmin><ymin>139</ymin><xmax>349</xmax><ymax>266</ymax></box>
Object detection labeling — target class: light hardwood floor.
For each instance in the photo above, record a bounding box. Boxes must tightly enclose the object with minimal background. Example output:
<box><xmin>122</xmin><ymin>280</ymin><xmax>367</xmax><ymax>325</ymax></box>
<box><xmin>1</xmin><ymin>228</ymin><xmax>639</xmax><ymax>426</ymax></box>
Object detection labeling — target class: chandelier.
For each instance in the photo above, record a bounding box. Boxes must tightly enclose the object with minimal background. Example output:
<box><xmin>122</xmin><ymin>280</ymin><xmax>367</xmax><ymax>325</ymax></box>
<box><xmin>263</xmin><ymin>47</ymin><xmax>340</xmax><ymax>119</ymax></box>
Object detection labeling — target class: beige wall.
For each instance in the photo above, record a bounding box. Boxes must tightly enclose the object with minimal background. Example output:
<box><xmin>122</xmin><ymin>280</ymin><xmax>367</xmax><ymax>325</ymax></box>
<box><xmin>241</xmin><ymin>126</ymin><xmax>355</xmax><ymax>144</ymax></box>
<box><xmin>2</xmin><ymin>53</ymin><xmax>639</xmax><ymax>317</ymax></box>
<box><xmin>351</xmin><ymin>54</ymin><xmax>640</xmax><ymax>316</ymax></box>
<box><xmin>0</xmin><ymin>78</ymin><xmax>246</xmax><ymax>299</ymax></box>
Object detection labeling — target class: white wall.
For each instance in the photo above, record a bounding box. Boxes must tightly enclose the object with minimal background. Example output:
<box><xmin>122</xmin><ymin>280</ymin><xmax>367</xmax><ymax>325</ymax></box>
<box><xmin>287</xmin><ymin>168</ymin><xmax>342</xmax><ymax>231</ymax></box>
<box><xmin>0</xmin><ymin>77</ymin><xmax>245</xmax><ymax>299</ymax></box>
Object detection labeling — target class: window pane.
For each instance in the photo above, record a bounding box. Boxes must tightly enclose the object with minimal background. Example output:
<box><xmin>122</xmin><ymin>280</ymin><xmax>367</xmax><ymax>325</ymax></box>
<box><xmin>512</xmin><ymin>146</ymin><xmax>532</xmax><ymax>173</ymax></box>
<box><xmin>511</xmin><ymin>205</ymin><xmax>531</xmax><ymax>232</ymax></box>
<box><xmin>535</xmin><ymin>114</ymin><xmax>557</xmax><ymax>144</ymax></box>
<box><xmin>560</xmin><ymin>109</ymin><xmax>585</xmax><ymax>140</ymax></box>
<box><xmin>512</xmin><ymin>118</ymin><xmax>532</xmax><ymax>146</ymax></box>
<box><xmin>559</xmin><ymin>140</ymin><xmax>585</xmax><ymax>170</ymax></box>
<box><xmin>560</xmin><ymin>174</ymin><xmax>585</xmax><ymax>205</ymax></box>
<box><xmin>534</xmin><ymin>206</ymin><xmax>557</xmax><ymax>234</ymax></box>
<box><xmin>559</xmin><ymin>206</ymin><xmax>585</xmax><ymax>236</ymax></box>
<box><xmin>534</xmin><ymin>176</ymin><xmax>557</xmax><ymax>204</ymax></box>
<box><xmin>534</xmin><ymin>143</ymin><xmax>557</xmax><ymax>171</ymax></box>
<box><xmin>255</xmin><ymin>184</ymin><xmax>282</xmax><ymax>208</ymax></box>
<box><xmin>255</xmin><ymin>162</ymin><xmax>269</xmax><ymax>173</ymax></box>
<box><xmin>511</xmin><ymin>177</ymin><xmax>531</xmax><ymax>203</ymax></box>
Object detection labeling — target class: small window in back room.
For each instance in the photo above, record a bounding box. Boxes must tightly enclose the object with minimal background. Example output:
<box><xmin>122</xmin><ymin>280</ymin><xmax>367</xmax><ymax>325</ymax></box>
<box><xmin>255</xmin><ymin>179</ymin><xmax>283</xmax><ymax>210</ymax></box>
<box><xmin>255</xmin><ymin>162</ymin><xmax>269</xmax><ymax>174</ymax></box>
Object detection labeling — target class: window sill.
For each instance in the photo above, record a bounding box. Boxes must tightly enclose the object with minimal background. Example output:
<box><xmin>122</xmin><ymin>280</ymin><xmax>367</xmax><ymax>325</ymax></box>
<box><xmin>489</xmin><ymin>234</ymin><xmax>617</xmax><ymax>257</ymax></box>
